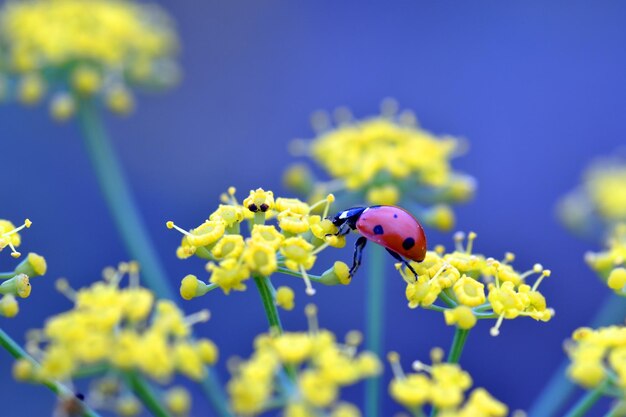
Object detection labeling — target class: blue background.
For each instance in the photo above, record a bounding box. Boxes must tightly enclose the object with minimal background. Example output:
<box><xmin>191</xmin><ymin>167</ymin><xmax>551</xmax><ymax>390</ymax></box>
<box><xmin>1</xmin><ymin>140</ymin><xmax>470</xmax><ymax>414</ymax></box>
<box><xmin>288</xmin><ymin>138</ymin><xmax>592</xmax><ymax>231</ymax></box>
<box><xmin>2</xmin><ymin>1</ymin><xmax>626</xmax><ymax>416</ymax></box>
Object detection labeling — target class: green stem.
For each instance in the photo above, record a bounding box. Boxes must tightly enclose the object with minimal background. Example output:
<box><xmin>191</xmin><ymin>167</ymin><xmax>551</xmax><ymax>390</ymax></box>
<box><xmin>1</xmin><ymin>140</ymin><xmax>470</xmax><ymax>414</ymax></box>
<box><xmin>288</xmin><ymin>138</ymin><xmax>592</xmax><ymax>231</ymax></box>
<box><xmin>563</xmin><ymin>379</ymin><xmax>611</xmax><ymax>417</ymax></box>
<box><xmin>0</xmin><ymin>328</ymin><xmax>102</xmax><ymax>417</ymax></box>
<box><xmin>76</xmin><ymin>101</ymin><xmax>233</xmax><ymax>417</ymax></box>
<box><xmin>530</xmin><ymin>294</ymin><xmax>626</xmax><ymax>417</ymax></box>
<box><xmin>447</xmin><ymin>328</ymin><xmax>470</xmax><ymax>364</ymax></box>
<box><xmin>77</xmin><ymin>101</ymin><xmax>173</xmax><ymax>299</ymax></box>
<box><xmin>604</xmin><ymin>401</ymin><xmax>624</xmax><ymax>417</ymax></box>
<box><xmin>254</xmin><ymin>275</ymin><xmax>283</xmax><ymax>333</ymax></box>
<box><xmin>365</xmin><ymin>244</ymin><xmax>385</xmax><ymax>417</ymax></box>
<box><xmin>0</xmin><ymin>271</ymin><xmax>14</xmax><ymax>280</ymax></box>
<box><xmin>125</xmin><ymin>372</ymin><xmax>171</xmax><ymax>417</ymax></box>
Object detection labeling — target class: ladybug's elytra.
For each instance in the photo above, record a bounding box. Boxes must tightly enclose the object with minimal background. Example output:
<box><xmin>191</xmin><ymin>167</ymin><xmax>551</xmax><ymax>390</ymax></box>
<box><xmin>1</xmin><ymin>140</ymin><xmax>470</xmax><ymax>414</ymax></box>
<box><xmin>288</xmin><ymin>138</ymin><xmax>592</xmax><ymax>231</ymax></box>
<box><xmin>330</xmin><ymin>205</ymin><xmax>427</xmax><ymax>278</ymax></box>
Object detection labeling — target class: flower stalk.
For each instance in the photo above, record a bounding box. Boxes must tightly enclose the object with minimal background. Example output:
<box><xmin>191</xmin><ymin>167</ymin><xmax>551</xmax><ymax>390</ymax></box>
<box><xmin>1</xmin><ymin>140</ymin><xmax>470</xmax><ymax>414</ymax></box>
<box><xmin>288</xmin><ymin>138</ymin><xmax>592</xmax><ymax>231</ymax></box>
<box><xmin>447</xmin><ymin>328</ymin><xmax>470</xmax><ymax>363</ymax></box>
<box><xmin>125</xmin><ymin>372</ymin><xmax>172</xmax><ymax>417</ymax></box>
<box><xmin>254</xmin><ymin>275</ymin><xmax>284</xmax><ymax>334</ymax></box>
<box><xmin>563</xmin><ymin>378</ymin><xmax>611</xmax><ymax>417</ymax></box>
<box><xmin>365</xmin><ymin>243</ymin><xmax>385</xmax><ymax>417</ymax></box>
<box><xmin>77</xmin><ymin>101</ymin><xmax>233</xmax><ymax>417</ymax></box>
<box><xmin>0</xmin><ymin>328</ymin><xmax>102</xmax><ymax>417</ymax></box>
<box><xmin>77</xmin><ymin>100</ymin><xmax>173</xmax><ymax>299</ymax></box>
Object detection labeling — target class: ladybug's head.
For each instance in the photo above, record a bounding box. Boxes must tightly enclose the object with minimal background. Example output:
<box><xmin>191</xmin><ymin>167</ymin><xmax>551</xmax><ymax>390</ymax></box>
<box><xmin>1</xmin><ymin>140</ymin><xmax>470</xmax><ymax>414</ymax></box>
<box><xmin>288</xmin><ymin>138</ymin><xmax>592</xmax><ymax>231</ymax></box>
<box><xmin>330</xmin><ymin>206</ymin><xmax>368</xmax><ymax>230</ymax></box>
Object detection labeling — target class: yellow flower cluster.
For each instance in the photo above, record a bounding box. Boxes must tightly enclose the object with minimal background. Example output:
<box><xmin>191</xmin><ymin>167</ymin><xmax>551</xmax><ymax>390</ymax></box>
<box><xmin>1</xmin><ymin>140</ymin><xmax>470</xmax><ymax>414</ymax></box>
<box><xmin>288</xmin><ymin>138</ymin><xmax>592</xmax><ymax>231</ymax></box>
<box><xmin>227</xmin><ymin>305</ymin><xmax>381</xmax><ymax>416</ymax></box>
<box><xmin>0</xmin><ymin>0</ymin><xmax>179</xmax><ymax>118</ymax></box>
<box><xmin>558</xmin><ymin>153</ymin><xmax>626</xmax><ymax>237</ymax></box>
<box><xmin>0</xmin><ymin>218</ymin><xmax>46</xmax><ymax>317</ymax></box>
<box><xmin>17</xmin><ymin>262</ymin><xmax>218</xmax><ymax>383</ymax></box>
<box><xmin>388</xmin><ymin>350</ymin><xmax>508</xmax><ymax>417</ymax></box>
<box><xmin>284</xmin><ymin>99</ymin><xmax>476</xmax><ymax>231</ymax></box>
<box><xmin>586</xmin><ymin>223</ymin><xmax>626</xmax><ymax>295</ymax></box>
<box><xmin>566</xmin><ymin>325</ymin><xmax>626</xmax><ymax>391</ymax></box>
<box><xmin>169</xmin><ymin>187</ymin><xmax>351</xmax><ymax>302</ymax></box>
<box><xmin>396</xmin><ymin>232</ymin><xmax>553</xmax><ymax>336</ymax></box>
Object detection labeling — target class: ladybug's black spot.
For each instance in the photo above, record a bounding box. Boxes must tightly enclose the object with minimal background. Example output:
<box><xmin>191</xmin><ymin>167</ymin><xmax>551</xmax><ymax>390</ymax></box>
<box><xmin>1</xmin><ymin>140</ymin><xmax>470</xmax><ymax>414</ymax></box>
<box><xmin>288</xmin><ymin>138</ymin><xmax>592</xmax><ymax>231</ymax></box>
<box><xmin>373</xmin><ymin>225</ymin><xmax>384</xmax><ymax>235</ymax></box>
<box><xmin>402</xmin><ymin>237</ymin><xmax>415</xmax><ymax>250</ymax></box>
<box><xmin>393</xmin><ymin>214</ymin><xmax>398</xmax><ymax>218</ymax></box>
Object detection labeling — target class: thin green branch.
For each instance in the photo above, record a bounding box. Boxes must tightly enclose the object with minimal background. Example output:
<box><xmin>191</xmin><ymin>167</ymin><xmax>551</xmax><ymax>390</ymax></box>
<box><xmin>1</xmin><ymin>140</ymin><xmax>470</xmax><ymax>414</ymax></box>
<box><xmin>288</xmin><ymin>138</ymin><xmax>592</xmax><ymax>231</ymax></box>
<box><xmin>365</xmin><ymin>244</ymin><xmax>385</xmax><ymax>417</ymax></box>
<box><xmin>76</xmin><ymin>101</ymin><xmax>233</xmax><ymax>417</ymax></box>
<box><xmin>77</xmin><ymin>100</ymin><xmax>173</xmax><ymax>299</ymax></box>
<box><xmin>447</xmin><ymin>328</ymin><xmax>470</xmax><ymax>363</ymax></box>
<box><xmin>254</xmin><ymin>275</ymin><xmax>283</xmax><ymax>334</ymax></box>
<box><xmin>563</xmin><ymin>379</ymin><xmax>611</xmax><ymax>417</ymax></box>
<box><xmin>0</xmin><ymin>328</ymin><xmax>102</xmax><ymax>417</ymax></box>
<box><xmin>125</xmin><ymin>372</ymin><xmax>171</xmax><ymax>417</ymax></box>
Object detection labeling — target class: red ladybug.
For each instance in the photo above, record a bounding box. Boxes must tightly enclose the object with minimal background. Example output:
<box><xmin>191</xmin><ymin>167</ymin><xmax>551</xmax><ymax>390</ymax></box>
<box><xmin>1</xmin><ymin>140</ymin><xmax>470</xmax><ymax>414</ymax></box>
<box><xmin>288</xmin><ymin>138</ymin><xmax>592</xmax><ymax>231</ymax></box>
<box><xmin>330</xmin><ymin>205</ymin><xmax>427</xmax><ymax>278</ymax></box>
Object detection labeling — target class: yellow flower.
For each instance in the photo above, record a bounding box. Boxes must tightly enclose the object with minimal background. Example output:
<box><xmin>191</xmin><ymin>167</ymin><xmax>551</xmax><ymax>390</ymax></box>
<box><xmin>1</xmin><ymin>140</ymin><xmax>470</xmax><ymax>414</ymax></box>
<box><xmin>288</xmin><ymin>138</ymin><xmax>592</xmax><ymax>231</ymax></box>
<box><xmin>389</xmin><ymin>351</ymin><xmax>506</xmax><ymax>416</ymax></box>
<box><xmin>399</xmin><ymin>232</ymin><xmax>553</xmax><ymax>336</ymax></box>
<box><xmin>444</xmin><ymin>306</ymin><xmax>477</xmax><ymax>330</ymax></box>
<box><xmin>24</xmin><ymin>264</ymin><xmax>216</xmax><ymax>385</ymax></box>
<box><xmin>389</xmin><ymin>373</ymin><xmax>431</xmax><ymax>407</ymax></box>
<box><xmin>165</xmin><ymin>386</ymin><xmax>192</xmax><ymax>415</ymax></box>
<box><xmin>50</xmin><ymin>93</ymin><xmax>76</xmax><ymax>121</ymax></box>
<box><xmin>275</xmin><ymin>286</ymin><xmax>295</xmax><ymax>310</ymax></box>
<box><xmin>272</xmin><ymin>333</ymin><xmax>313</xmax><ymax>364</ymax></box>
<box><xmin>211</xmin><ymin>235</ymin><xmax>245</xmax><ymax>259</ymax></box>
<box><xmin>320</xmin><ymin>261</ymin><xmax>352</xmax><ymax>286</ymax></box>
<box><xmin>106</xmin><ymin>86</ymin><xmax>135</xmax><ymax>115</ymax></box>
<box><xmin>278</xmin><ymin>210</ymin><xmax>310</xmax><ymax>234</ymax></box>
<box><xmin>608</xmin><ymin>268</ymin><xmax>626</xmax><ymax>290</ymax></box>
<box><xmin>243</xmin><ymin>188</ymin><xmax>275</xmax><ymax>213</ymax></box>
<box><xmin>250</xmin><ymin>225</ymin><xmax>284</xmax><ymax>249</ymax></box>
<box><xmin>281</xmin><ymin>237</ymin><xmax>316</xmax><ymax>271</ymax></box>
<box><xmin>0</xmin><ymin>295</ymin><xmax>18</xmax><ymax>317</ymax></box>
<box><xmin>286</xmin><ymin>100</ymin><xmax>475</xmax><ymax>230</ymax></box>
<box><xmin>405</xmin><ymin>275</ymin><xmax>441</xmax><ymax>308</ymax></box>
<box><xmin>210</xmin><ymin>204</ymin><xmax>245</xmax><ymax>228</ymax></box>
<box><xmin>187</xmin><ymin>221</ymin><xmax>225</xmax><ymax>247</ymax></box>
<box><xmin>300</xmin><ymin>370</ymin><xmax>338</xmax><ymax>407</ymax></box>
<box><xmin>453</xmin><ymin>276</ymin><xmax>486</xmax><ymax>307</ymax></box>
<box><xmin>243</xmin><ymin>241</ymin><xmax>277</xmax><ymax>277</ymax></box>
<box><xmin>71</xmin><ymin>66</ymin><xmax>102</xmax><ymax>95</ymax></box>
<box><xmin>275</xmin><ymin>197</ymin><xmax>310</xmax><ymax>215</ymax></box>
<box><xmin>227</xmin><ymin>307</ymin><xmax>379</xmax><ymax>416</ymax></box>
<box><xmin>366</xmin><ymin>184</ymin><xmax>400</xmax><ymax>206</ymax></box>
<box><xmin>0</xmin><ymin>0</ymin><xmax>179</xmax><ymax>116</ymax></box>
<box><xmin>116</xmin><ymin>396</ymin><xmax>142</xmax><ymax>417</ymax></box>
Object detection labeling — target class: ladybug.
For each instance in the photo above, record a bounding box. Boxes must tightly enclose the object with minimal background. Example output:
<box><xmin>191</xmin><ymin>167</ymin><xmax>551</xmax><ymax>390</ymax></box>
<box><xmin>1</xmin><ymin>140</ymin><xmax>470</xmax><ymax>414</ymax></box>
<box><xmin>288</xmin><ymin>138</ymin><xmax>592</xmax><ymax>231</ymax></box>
<box><xmin>330</xmin><ymin>205</ymin><xmax>427</xmax><ymax>278</ymax></box>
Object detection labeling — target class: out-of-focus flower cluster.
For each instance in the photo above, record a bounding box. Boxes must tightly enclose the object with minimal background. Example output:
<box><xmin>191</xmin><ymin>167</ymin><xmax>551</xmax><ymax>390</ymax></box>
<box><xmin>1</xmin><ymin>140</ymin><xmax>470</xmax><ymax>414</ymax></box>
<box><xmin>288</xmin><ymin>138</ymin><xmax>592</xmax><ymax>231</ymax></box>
<box><xmin>14</xmin><ymin>262</ymin><xmax>218</xmax><ymax>389</ymax></box>
<box><xmin>558</xmin><ymin>152</ymin><xmax>626</xmax><ymax>240</ymax></box>
<box><xmin>0</xmin><ymin>0</ymin><xmax>179</xmax><ymax>119</ymax></box>
<box><xmin>396</xmin><ymin>232</ymin><xmax>553</xmax><ymax>336</ymax></box>
<box><xmin>227</xmin><ymin>305</ymin><xmax>381</xmax><ymax>417</ymax></box>
<box><xmin>0</xmin><ymin>218</ymin><xmax>46</xmax><ymax>317</ymax></box>
<box><xmin>283</xmin><ymin>99</ymin><xmax>476</xmax><ymax>231</ymax></box>
<box><xmin>169</xmin><ymin>187</ymin><xmax>351</xmax><ymax>304</ymax></box>
<box><xmin>566</xmin><ymin>325</ymin><xmax>626</xmax><ymax>396</ymax></box>
<box><xmin>388</xmin><ymin>349</ymin><xmax>508</xmax><ymax>417</ymax></box>
<box><xmin>585</xmin><ymin>223</ymin><xmax>626</xmax><ymax>296</ymax></box>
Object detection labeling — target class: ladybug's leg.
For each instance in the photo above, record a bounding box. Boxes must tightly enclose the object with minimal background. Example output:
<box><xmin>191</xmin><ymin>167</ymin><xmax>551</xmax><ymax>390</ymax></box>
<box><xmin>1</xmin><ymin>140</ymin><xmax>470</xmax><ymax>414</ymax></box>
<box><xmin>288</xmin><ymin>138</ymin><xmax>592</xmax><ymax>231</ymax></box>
<box><xmin>385</xmin><ymin>249</ymin><xmax>418</xmax><ymax>281</ymax></box>
<box><xmin>349</xmin><ymin>236</ymin><xmax>368</xmax><ymax>277</ymax></box>
<box><xmin>326</xmin><ymin>224</ymin><xmax>352</xmax><ymax>237</ymax></box>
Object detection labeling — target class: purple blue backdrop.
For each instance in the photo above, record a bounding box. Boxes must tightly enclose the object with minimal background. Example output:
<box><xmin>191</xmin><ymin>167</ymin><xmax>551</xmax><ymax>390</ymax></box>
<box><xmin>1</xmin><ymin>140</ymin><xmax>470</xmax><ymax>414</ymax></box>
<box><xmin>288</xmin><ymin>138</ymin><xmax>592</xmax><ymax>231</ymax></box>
<box><xmin>2</xmin><ymin>1</ymin><xmax>626</xmax><ymax>416</ymax></box>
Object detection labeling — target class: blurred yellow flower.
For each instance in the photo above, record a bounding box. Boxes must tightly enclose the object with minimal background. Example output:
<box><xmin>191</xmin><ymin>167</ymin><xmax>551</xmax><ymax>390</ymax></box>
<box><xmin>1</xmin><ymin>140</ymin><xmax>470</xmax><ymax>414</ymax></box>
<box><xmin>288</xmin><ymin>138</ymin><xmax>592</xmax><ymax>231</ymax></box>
<box><xmin>227</xmin><ymin>305</ymin><xmax>379</xmax><ymax>416</ymax></box>
<box><xmin>284</xmin><ymin>99</ymin><xmax>476</xmax><ymax>231</ymax></box>
<box><xmin>0</xmin><ymin>0</ymin><xmax>179</xmax><ymax>117</ymax></box>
